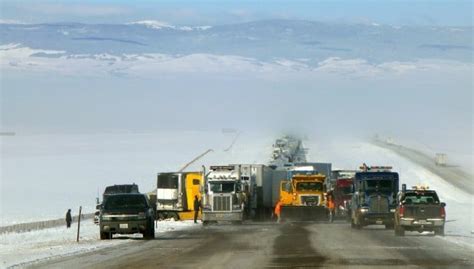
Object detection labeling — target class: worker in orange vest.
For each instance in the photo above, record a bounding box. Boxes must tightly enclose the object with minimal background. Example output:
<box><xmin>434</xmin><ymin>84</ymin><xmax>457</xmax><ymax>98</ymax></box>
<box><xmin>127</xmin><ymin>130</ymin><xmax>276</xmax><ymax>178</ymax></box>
<box><xmin>327</xmin><ymin>190</ymin><xmax>335</xmax><ymax>222</ymax></box>
<box><xmin>274</xmin><ymin>200</ymin><xmax>282</xmax><ymax>223</ymax></box>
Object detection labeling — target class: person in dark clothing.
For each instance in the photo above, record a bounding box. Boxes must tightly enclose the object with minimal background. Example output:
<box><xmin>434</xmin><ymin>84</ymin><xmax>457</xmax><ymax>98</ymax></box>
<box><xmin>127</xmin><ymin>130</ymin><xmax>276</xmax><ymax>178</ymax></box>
<box><xmin>193</xmin><ymin>195</ymin><xmax>201</xmax><ymax>224</ymax></box>
<box><xmin>66</xmin><ymin>209</ymin><xmax>72</xmax><ymax>228</ymax></box>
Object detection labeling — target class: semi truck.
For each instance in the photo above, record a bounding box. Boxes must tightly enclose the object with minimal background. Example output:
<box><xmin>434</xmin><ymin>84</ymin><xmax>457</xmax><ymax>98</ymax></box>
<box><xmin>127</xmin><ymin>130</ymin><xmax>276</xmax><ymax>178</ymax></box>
<box><xmin>332</xmin><ymin>170</ymin><xmax>356</xmax><ymax>219</ymax></box>
<box><xmin>202</xmin><ymin>165</ymin><xmax>247</xmax><ymax>224</ymax></box>
<box><xmin>350</xmin><ymin>166</ymin><xmax>399</xmax><ymax>229</ymax></box>
<box><xmin>278</xmin><ymin>166</ymin><xmax>328</xmax><ymax>221</ymax></box>
<box><xmin>155</xmin><ymin>172</ymin><xmax>203</xmax><ymax>221</ymax></box>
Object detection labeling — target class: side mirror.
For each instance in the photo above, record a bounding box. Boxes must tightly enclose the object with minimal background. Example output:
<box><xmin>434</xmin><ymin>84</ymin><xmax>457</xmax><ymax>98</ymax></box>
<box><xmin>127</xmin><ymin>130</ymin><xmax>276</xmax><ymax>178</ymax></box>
<box><xmin>440</xmin><ymin>202</ymin><xmax>446</xmax><ymax>207</ymax></box>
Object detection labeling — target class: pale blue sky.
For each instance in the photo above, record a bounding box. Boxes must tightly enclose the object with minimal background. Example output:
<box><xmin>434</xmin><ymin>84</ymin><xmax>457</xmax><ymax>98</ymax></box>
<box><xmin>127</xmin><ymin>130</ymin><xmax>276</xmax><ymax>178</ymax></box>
<box><xmin>1</xmin><ymin>0</ymin><xmax>472</xmax><ymax>26</ymax></box>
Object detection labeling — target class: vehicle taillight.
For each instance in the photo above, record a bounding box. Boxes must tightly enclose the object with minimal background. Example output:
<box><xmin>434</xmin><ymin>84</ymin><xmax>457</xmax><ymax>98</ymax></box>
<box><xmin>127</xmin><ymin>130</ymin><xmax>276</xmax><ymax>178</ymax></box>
<box><xmin>440</xmin><ymin>206</ymin><xmax>446</xmax><ymax>218</ymax></box>
<box><xmin>399</xmin><ymin>206</ymin><xmax>405</xmax><ymax>217</ymax></box>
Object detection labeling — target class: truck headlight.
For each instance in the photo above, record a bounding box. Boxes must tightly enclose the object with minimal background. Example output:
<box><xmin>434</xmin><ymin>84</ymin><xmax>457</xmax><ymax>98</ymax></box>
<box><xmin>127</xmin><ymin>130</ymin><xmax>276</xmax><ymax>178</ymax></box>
<box><xmin>232</xmin><ymin>204</ymin><xmax>241</xmax><ymax>209</ymax></box>
<box><xmin>359</xmin><ymin>208</ymin><xmax>369</xmax><ymax>213</ymax></box>
<box><xmin>390</xmin><ymin>209</ymin><xmax>396</xmax><ymax>213</ymax></box>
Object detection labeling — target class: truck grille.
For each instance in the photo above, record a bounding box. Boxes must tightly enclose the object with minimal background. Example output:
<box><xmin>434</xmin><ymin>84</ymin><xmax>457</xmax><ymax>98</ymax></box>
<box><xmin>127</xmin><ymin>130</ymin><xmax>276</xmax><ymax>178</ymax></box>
<box><xmin>301</xmin><ymin>195</ymin><xmax>319</xmax><ymax>206</ymax></box>
<box><xmin>369</xmin><ymin>195</ymin><xmax>389</xmax><ymax>213</ymax></box>
<box><xmin>213</xmin><ymin>196</ymin><xmax>231</xmax><ymax>211</ymax></box>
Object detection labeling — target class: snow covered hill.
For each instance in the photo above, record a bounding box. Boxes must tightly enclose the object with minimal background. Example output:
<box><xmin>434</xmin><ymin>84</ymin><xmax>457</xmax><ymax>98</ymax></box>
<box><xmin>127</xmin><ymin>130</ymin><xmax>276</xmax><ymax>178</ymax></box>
<box><xmin>1</xmin><ymin>20</ymin><xmax>471</xmax><ymax>64</ymax></box>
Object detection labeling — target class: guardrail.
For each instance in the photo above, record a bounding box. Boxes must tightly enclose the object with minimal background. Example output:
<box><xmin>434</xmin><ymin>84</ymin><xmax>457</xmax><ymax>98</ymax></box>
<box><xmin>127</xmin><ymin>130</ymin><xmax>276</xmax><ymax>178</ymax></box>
<box><xmin>0</xmin><ymin>213</ymin><xmax>94</xmax><ymax>234</ymax></box>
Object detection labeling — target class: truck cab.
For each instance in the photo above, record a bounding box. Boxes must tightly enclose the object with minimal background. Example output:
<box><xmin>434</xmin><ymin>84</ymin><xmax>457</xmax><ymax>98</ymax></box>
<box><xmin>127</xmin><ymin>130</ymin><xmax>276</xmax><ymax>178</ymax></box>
<box><xmin>156</xmin><ymin>172</ymin><xmax>203</xmax><ymax>220</ymax></box>
<box><xmin>351</xmin><ymin>166</ymin><xmax>399</xmax><ymax>229</ymax></box>
<box><xmin>278</xmin><ymin>168</ymin><xmax>328</xmax><ymax>221</ymax></box>
<box><xmin>202</xmin><ymin>165</ymin><xmax>246</xmax><ymax>224</ymax></box>
<box><xmin>331</xmin><ymin>170</ymin><xmax>356</xmax><ymax>219</ymax></box>
<box><xmin>394</xmin><ymin>185</ymin><xmax>446</xmax><ymax>236</ymax></box>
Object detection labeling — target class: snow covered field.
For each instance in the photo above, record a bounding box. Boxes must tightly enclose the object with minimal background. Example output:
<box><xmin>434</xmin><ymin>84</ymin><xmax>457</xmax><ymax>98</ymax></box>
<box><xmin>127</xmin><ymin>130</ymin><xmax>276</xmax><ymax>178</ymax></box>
<box><xmin>0</xmin><ymin>219</ymin><xmax>197</xmax><ymax>268</ymax></box>
<box><xmin>0</xmin><ymin>131</ymin><xmax>271</xmax><ymax>226</ymax></box>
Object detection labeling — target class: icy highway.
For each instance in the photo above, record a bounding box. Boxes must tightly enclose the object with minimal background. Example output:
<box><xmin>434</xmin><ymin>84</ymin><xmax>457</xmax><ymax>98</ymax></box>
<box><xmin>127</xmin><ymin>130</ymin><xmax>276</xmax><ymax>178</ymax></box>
<box><xmin>31</xmin><ymin>221</ymin><xmax>473</xmax><ymax>269</ymax></box>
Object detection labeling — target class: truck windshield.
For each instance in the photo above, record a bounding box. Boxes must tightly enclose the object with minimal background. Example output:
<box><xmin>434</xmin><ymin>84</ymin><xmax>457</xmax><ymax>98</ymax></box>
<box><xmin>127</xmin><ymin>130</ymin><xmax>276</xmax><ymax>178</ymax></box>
<box><xmin>337</xmin><ymin>186</ymin><xmax>352</xmax><ymax>195</ymax></box>
<box><xmin>364</xmin><ymin>180</ymin><xmax>393</xmax><ymax>192</ymax></box>
<box><xmin>296</xmin><ymin>182</ymin><xmax>323</xmax><ymax>191</ymax></box>
<box><xmin>104</xmin><ymin>185</ymin><xmax>139</xmax><ymax>195</ymax></box>
<box><xmin>210</xmin><ymin>182</ymin><xmax>235</xmax><ymax>193</ymax></box>
<box><xmin>403</xmin><ymin>192</ymin><xmax>440</xmax><ymax>204</ymax></box>
<box><xmin>157</xmin><ymin>174</ymin><xmax>179</xmax><ymax>189</ymax></box>
<box><xmin>104</xmin><ymin>195</ymin><xmax>147</xmax><ymax>210</ymax></box>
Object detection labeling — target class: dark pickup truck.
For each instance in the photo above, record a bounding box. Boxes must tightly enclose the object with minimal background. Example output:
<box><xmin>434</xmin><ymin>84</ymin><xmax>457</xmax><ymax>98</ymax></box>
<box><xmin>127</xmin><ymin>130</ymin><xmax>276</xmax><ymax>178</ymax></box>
<box><xmin>394</xmin><ymin>185</ymin><xmax>446</xmax><ymax>236</ymax></box>
<box><xmin>100</xmin><ymin>193</ymin><xmax>155</xmax><ymax>240</ymax></box>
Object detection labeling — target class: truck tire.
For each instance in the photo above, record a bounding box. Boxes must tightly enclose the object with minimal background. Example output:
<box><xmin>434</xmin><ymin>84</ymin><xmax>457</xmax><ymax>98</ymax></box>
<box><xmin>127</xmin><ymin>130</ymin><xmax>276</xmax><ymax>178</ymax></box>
<box><xmin>144</xmin><ymin>220</ymin><xmax>155</xmax><ymax>240</ymax></box>
<box><xmin>171</xmin><ymin>212</ymin><xmax>179</xmax><ymax>221</ymax></box>
<box><xmin>394</xmin><ymin>224</ymin><xmax>405</xmax><ymax>236</ymax></box>
<box><xmin>100</xmin><ymin>231</ymin><xmax>111</xmax><ymax>240</ymax></box>
<box><xmin>157</xmin><ymin>213</ymin><xmax>164</xmax><ymax>221</ymax></box>
<box><xmin>435</xmin><ymin>226</ymin><xmax>445</xmax><ymax>236</ymax></box>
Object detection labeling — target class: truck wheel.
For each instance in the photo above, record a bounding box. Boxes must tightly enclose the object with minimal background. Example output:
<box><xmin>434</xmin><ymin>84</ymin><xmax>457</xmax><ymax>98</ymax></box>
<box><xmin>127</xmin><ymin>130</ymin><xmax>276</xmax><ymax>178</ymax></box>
<box><xmin>144</xmin><ymin>220</ymin><xmax>155</xmax><ymax>239</ymax></box>
<box><xmin>100</xmin><ymin>232</ymin><xmax>110</xmax><ymax>240</ymax></box>
<box><xmin>172</xmin><ymin>213</ymin><xmax>179</xmax><ymax>221</ymax></box>
<box><xmin>394</xmin><ymin>225</ymin><xmax>405</xmax><ymax>236</ymax></box>
<box><xmin>435</xmin><ymin>226</ymin><xmax>445</xmax><ymax>236</ymax></box>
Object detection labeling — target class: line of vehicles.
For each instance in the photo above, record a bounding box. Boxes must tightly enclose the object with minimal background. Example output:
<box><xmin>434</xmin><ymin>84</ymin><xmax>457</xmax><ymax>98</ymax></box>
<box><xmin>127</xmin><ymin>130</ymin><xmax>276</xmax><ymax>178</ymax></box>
<box><xmin>95</xmin><ymin>136</ymin><xmax>447</xmax><ymax>239</ymax></box>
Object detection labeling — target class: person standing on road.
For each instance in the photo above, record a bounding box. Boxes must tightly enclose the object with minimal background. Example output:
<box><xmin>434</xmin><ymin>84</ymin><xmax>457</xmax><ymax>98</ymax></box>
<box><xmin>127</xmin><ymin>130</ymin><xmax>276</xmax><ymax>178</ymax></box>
<box><xmin>274</xmin><ymin>200</ymin><xmax>282</xmax><ymax>223</ymax></box>
<box><xmin>193</xmin><ymin>195</ymin><xmax>201</xmax><ymax>224</ymax></box>
<box><xmin>66</xmin><ymin>209</ymin><xmax>72</xmax><ymax>228</ymax></box>
<box><xmin>326</xmin><ymin>190</ymin><xmax>335</xmax><ymax>223</ymax></box>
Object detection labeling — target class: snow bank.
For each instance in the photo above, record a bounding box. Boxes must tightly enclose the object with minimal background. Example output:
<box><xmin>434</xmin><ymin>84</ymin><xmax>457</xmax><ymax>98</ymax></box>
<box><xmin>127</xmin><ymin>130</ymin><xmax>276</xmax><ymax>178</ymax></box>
<box><xmin>0</xmin><ymin>219</ymin><xmax>196</xmax><ymax>268</ymax></box>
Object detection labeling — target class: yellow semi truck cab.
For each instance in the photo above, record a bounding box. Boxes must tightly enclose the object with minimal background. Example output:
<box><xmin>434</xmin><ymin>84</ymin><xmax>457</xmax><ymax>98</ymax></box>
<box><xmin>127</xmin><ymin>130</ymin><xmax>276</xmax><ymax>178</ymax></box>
<box><xmin>156</xmin><ymin>172</ymin><xmax>203</xmax><ymax>220</ymax></box>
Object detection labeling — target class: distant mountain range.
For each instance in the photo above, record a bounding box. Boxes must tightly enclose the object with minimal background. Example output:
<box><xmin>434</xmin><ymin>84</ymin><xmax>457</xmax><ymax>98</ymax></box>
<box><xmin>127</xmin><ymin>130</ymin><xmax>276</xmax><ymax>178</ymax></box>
<box><xmin>1</xmin><ymin>19</ymin><xmax>472</xmax><ymax>65</ymax></box>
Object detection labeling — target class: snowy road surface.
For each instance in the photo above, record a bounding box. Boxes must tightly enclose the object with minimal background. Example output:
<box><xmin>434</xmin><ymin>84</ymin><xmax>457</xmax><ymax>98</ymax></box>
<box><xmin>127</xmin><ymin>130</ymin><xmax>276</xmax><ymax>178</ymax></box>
<box><xmin>0</xmin><ymin>220</ymin><xmax>196</xmax><ymax>268</ymax></box>
<box><xmin>31</xmin><ymin>221</ymin><xmax>474</xmax><ymax>268</ymax></box>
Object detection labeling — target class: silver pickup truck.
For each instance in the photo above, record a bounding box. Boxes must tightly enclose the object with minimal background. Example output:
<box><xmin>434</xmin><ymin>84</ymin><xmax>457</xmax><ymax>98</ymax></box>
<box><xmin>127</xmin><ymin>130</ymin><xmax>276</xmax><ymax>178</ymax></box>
<box><xmin>394</xmin><ymin>185</ymin><xmax>446</xmax><ymax>236</ymax></box>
